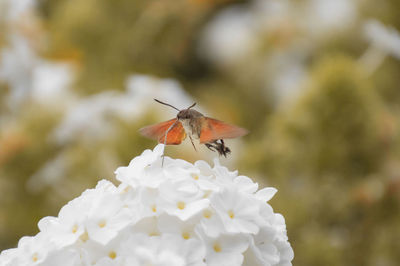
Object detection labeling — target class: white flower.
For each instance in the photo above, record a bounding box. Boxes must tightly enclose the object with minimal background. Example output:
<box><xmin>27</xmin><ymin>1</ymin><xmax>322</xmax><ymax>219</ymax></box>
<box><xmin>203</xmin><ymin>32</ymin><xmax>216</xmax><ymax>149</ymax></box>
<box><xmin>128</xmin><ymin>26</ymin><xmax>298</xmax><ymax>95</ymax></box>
<box><xmin>0</xmin><ymin>34</ymin><xmax>39</xmax><ymax>108</ymax></box>
<box><xmin>115</xmin><ymin>144</ymin><xmax>164</xmax><ymax>187</ymax></box>
<box><xmin>31</xmin><ymin>62</ymin><xmax>74</xmax><ymax>104</ymax></box>
<box><xmin>53</xmin><ymin>75</ymin><xmax>194</xmax><ymax>144</ymax></box>
<box><xmin>0</xmin><ymin>34</ymin><xmax>74</xmax><ymax>110</ymax></box>
<box><xmin>39</xmin><ymin>248</ymin><xmax>81</xmax><ymax>266</ymax></box>
<box><xmin>197</xmin><ymin>230</ymin><xmax>249</xmax><ymax>266</ymax></box>
<box><xmin>10</xmin><ymin>233</ymin><xmax>55</xmax><ymax>265</ymax></box>
<box><xmin>364</xmin><ymin>19</ymin><xmax>400</xmax><ymax>59</ymax></box>
<box><xmin>198</xmin><ymin>5</ymin><xmax>256</xmax><ymax>66</ymax></box>
<box><xmin>126</xmin><ymin>234</ymin><xmax>203</xmax><ymax>266</ymax></box>
<box><xmin>304</xmin><ymin>0</ymin><xmax>357</xmax><ymax>35</ymax></box>
<box><xmin>210</xmin><ymin>187</ymin><xmax>263</xmax><ymax>234</ymax></box>
<box><xmin>158</xmin><ymin>178</ymin><xmax>210</xmax><ymax>221</ymax></box>
<box><xmin>0</xmin><ymin>0</ymin><xmax>36</xmax><ymax>22</ymax></box>
<box><xmin>84</xmin><ymin>192</ymin><xmax>133</xmax><ymax>245</ymax></box>
<box><xmin>0</xmin><ymin>144</ymin><xmax>293</xmax><ymax>266</ymax></box>
<box><xmin>360</xmin><ymin>19</ymin><xmax>400</xmax><ymax>74</ymax></box>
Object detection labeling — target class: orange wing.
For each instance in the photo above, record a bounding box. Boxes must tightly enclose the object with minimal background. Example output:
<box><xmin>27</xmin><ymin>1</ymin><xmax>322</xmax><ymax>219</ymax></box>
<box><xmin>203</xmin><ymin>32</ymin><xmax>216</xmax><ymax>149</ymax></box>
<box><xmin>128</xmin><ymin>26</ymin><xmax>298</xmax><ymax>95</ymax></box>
<box><xmin>199</xmin><ymin>117</ymin><xmax>248</xmax><ymax>144</ymax></box>
<box><xmin>139</xmin><ymin>119</ymin><xmax>186</xmax><ymax>145</ymax></box>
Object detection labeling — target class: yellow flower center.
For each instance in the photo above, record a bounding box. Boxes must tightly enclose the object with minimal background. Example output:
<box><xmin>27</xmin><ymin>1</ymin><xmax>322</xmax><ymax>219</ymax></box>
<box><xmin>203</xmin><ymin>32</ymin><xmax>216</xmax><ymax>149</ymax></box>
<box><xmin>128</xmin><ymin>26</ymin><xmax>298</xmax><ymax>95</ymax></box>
<box><xmin>182</xmin><ymin>232</ymin><xmax>190</xmax><ymax>240</ymax></box>
<box><xmin>98</xmin><ymin>220</ymin><xmax>107</xmax><ymax>228</ymax></box>
<box><xmin>203</xmin><ymin>191</ymin><xmax>211</xmax><ymax>198</ymax></box>
<box><xmin>108</xmin><ymin>251</ymin><xmax>117</xmax><ymax>260</ymax></box>
<box><xmin>121</xmin><ymin>186</ymin><xmax>131</xmax><ymax>194</ymax></box>
<box><xmin>32</xmin><ymin>253</ymin><xmax>38</xmax><ymax>262</ymax></box>
<box><xmin>149</xmin><ymin>231</ymin><xmax>160</xmax><ymax>236</ymax></box>
<box><xmin>151</xmin><ymin>205</ymin><xmax>157</xmax><ymax>213</ymax></box>
<box><xmin>80</xmin><ymin>231</ymin><xmax>89</xmax><ymax>242</ymax></box>
<box><xmin>203</xmin><ymin>209</ymin><xmax>212</xmax><ymax>219</ymax></box>
<box><xmin>228</xmin><ymin>210</ymin><xmax>235</xmax><ymax>219</ymax></box>
<box><xmin>71</xmin><ymin>224</ymin><xmax>78</xmax><ymax>233</ymax></box>
<box><xmin>213</xmin><ymin>242</ymin><xmax>222</xmax><ymax>253</ymax></box>
<box><xmin>177</xmin><ymin>201</ymin><xmax>185</xmax><ymax>210</ymax></box>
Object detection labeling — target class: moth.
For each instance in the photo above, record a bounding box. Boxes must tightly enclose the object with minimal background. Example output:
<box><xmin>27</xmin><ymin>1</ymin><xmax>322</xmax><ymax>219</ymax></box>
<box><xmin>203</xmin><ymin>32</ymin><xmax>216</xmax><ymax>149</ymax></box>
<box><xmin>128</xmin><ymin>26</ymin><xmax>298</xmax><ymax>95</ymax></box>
<box><xmin>139</xmin><ymin>99</ymin><xmax>248</xmax><ymax>157</ymax></box>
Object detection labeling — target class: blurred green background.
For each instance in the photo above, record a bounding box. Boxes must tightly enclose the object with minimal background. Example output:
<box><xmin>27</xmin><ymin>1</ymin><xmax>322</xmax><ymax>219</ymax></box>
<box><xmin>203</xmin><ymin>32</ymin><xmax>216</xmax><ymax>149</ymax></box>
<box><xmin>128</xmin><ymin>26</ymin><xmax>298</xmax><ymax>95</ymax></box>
<box><xmin>1</xmin><ymin>0</ymin><xmax>400</xmax><ymax>265</ymax></box>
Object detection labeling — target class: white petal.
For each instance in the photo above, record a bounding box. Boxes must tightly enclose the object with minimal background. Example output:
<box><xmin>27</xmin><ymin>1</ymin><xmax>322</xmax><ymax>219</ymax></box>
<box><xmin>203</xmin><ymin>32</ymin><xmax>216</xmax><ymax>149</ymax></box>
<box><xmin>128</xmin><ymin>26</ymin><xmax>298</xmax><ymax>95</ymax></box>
<box><xmin>255</xmin><ymin>187</ymin><xmax>277</xmax><ymax>202</ymax></box>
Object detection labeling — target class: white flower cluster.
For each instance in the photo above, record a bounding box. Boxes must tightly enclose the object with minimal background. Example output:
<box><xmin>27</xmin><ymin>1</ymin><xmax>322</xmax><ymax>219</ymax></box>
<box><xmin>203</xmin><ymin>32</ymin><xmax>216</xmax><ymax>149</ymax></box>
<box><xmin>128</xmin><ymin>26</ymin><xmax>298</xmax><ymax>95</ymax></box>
<box><xmin>0</xmin><ymin>145</ymin><xmax>293</xmax><ymax>266</ymax></box>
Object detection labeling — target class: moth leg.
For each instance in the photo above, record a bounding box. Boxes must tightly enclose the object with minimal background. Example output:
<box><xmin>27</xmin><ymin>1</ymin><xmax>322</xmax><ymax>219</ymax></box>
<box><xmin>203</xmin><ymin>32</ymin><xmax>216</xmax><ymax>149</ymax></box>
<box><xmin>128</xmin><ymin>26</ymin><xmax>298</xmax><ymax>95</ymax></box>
<box><xmin>205</xmin><ymin>142</ymin><xmax>217</xmax><ymax>152</ymax></box>
<box><xmin>218</xmin><ymin>139</ymin><xmax>231</xmax><ymax>157</ymax></box>
<box><xmin>189</xmin><ymin>135</ymin><xmax>197</xmax><ymax>152</ymax></box>
<box><xmin>213</xmin><ymin>139</ymin><xmax>231</xmax><ymax>157</ymax></box>
<box><xmin>205</xmin><ymin>140</ymin><xmax>231</xmax><ymax>157</ymax></box>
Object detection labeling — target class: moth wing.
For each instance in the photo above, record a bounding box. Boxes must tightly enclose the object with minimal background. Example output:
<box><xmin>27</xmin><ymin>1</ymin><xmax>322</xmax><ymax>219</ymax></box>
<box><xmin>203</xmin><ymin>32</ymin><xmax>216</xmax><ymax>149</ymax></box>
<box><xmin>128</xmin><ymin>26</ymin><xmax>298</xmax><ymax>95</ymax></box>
<box><xmin>139</xmin><ymin>119</ymin><xmax>186</xmax><ymax>145</ymax></box>
<box><xmin>199</xmin><ymin>117</ymin><xmax>248</xmax><ymax>144</ymax></box>
<box><xmin>159</xmin><ymin>122</ymin><xmax>186</xmax><ymax>145</ymax></box>
<box><xmin>139</xmin><ymin>119</ymin><xmax>177</xmax><ymax>140</ymax></box>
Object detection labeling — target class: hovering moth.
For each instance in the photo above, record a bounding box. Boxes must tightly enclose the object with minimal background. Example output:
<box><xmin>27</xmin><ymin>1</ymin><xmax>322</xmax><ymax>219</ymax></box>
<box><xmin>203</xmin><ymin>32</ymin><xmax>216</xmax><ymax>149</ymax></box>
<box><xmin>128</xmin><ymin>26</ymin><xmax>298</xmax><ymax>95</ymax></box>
<box><xmin>139</xmin><ymin>99</ymin><xmax>248</xmax><ymax>157</ymax></box>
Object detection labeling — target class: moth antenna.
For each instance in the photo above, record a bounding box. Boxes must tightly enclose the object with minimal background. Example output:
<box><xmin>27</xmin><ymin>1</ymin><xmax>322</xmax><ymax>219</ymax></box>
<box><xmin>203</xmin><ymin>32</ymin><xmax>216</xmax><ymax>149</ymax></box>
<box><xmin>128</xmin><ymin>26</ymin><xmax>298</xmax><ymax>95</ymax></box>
<box><xmin>186</xmin><ymin>102</ymin><xmax>196</xmax><ymax>110</ymax></box>
<box><xmin>154</xmin><ymin>99</ymin><xmax>180</xmax><ymax>111</ymax></box>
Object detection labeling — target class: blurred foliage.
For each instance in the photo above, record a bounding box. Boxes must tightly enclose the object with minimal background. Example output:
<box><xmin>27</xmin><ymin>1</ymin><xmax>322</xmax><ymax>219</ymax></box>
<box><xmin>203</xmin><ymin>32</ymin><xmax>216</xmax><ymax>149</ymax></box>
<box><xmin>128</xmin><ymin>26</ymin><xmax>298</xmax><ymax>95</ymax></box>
<box><xmin>39</xmin><ymin>0</ymin><xmax>233</xmax><ymax>92</ymax></box>
<box><xmin>242</xmin><ymin>55</ymin><xmax>400</xmax><ymax>265</ymax></box>
<box><xmin>1</xmin><ymin>0</ymin><xmax>400</xmax><ymax>265</ymax></box>
<box><xmin>248</xmin><ymin>55</ymin><xmax>388</xmax><ymax>177</ymax></box>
